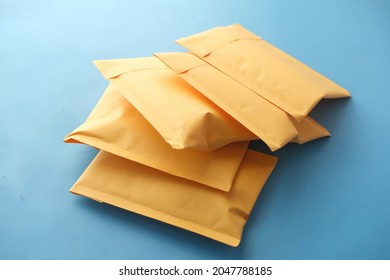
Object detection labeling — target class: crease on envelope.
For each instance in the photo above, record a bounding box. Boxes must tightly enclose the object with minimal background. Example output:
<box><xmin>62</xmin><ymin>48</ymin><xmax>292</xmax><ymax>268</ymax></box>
<box><xmin>64</xmin><ymin>84</ymin><xmax>249</xmax><ymax>192</ymax></box>
<box><xmin>70</xmin><ymin>149</ymin><xmax>278</xmax><ymax>247</ymax></box>
<box><xmin>93</xmin><ymin>57</ymin><xmax>257</xmax><ymax>151</ymax></box>
<box><xmin>155</xmin><ymin>52</ymin><xmax>330</xmax><ymax>151</ymax></box>
<box><xmin>176</xmin><ymin>23</ymin><xmax>350</xmax><ymax>121</ymax></box>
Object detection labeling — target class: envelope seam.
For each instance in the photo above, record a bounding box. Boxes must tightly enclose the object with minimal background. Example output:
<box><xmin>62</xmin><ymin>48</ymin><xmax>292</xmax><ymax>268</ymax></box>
<box><xmin>176</xmin><ymin>72</ymin><xmax>296</xmax><ymax>151</ymax></box>
<box><xmin>107</xmin><ymin>67</ymin><xmax>167</xmax><ymax>79</ymax></box>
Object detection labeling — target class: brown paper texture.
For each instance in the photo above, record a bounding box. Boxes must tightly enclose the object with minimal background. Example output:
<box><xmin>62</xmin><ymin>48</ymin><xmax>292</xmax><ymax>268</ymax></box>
<box><xmin>93</xmin><ymin>57</ymin><xmax>256</xmax><ymax>151</ymax></box>
<box><xmin>64</xmin><ymin>84</ymin><xmax>249</xmax><ymax>191</ymax></box>
<box><xmin>155</xmin><ymin>52</ymin><xmax>330</xmax><ymax>151</ymax></box>
<box><xmin>70</xmin><ymin>149</ymin><xmax>278</xmax><ymax>247</ymax></box>
<box><xmin>176</xmin><ymin>23</ymin><xmax>350</xmax><ymax>121</ymax></box>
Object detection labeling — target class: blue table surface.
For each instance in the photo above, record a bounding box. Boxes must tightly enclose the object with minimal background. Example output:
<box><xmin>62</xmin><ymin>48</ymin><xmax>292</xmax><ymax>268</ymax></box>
<box><xmin>1</xmin><ymin>0</ymin><xmax>389</xmax><ymax>260</ymax></box>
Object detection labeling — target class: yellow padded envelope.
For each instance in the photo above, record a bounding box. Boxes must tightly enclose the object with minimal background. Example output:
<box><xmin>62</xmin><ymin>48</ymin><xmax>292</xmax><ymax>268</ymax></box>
<box><xmin>70</xmin><ymin>149</ymin><xmax>278</xmax><ymax>247</ymax></box>
<box><xmin>155</xmin><ymin>52</ymin><xmax>330</xmax><ymax>151</ymax></box>
<box><xmin>64</xmin><ymin>84</ymin><xmax>249</xmax><ymax>191</ymax></box>
<box><xmin>176</xmin><ymin>23</ymin><xmax>350</xmax><ymax>121</ymax></box>
<box><xmin>93</xmin><ymin>57</ymin><xmax>256</xmax><ymax>151</ymax></box>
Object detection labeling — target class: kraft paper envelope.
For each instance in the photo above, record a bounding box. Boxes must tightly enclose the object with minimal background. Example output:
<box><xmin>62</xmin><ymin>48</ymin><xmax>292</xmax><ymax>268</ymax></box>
<box><xmin>70</xmin><ymin>149</ymin><xmax>278</xmax><ymax>247</ymax></box>
<box><xmin>64</xmin><ymin>84</ymin><xmax>249</xmax><ymax>191</ymax></box>
<box><xmin>176</xmin><ymin>23</ymin><xmax>350</xmax><ymax>121</ymax></box>
<box><xmin>155</xmin><ymin>52</ymin><xmax>330</xmax><ymax>151</ymax></box>
<box><xmin>93</xmin><ymin>57</ymin><xmax>256</xmax><ymax>151</ymax></box>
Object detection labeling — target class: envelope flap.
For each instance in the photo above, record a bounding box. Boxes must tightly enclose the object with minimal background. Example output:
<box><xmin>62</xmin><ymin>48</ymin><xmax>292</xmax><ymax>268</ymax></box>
<box><xmin>154</xmin><ymin>52</ymin><xmax>206</xmax><ymax>74</ymax></box>
<box><xmin>93</xmin><ymin>57</ymin><xmax>166</xmax><ymax>79</ymax></box>
<box><xmin>176</xmin><ymin>23</ymin><xmax>261</xmax><ymax>57</ymax></box>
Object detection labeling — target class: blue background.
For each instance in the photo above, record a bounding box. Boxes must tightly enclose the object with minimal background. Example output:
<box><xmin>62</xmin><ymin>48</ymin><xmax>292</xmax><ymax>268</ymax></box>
<box><xmin>1</xmin><ymin>0</ymin><xmax>389</xmax><ymax>259</ymax></box>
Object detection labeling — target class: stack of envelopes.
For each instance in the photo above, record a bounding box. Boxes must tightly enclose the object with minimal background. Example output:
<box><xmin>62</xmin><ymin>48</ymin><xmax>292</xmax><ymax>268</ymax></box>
<box><xmin>65</xmin><ymin>24</ymin><xmax>350</xmax><ymax>246</ymax></box>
